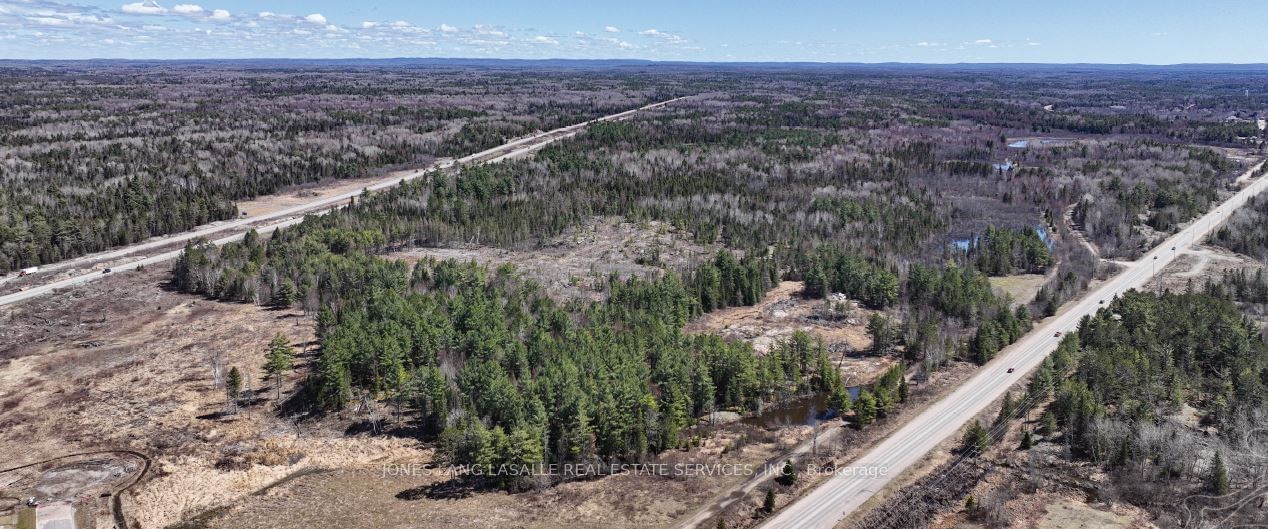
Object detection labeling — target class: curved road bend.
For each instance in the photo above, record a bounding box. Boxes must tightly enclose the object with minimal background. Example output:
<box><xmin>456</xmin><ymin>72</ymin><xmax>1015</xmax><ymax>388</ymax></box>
<box><xmin>0</xmin><ymin>97</ymin><xmax>685</xmax><ymax>308</ymax></box>
<box><xmin>760</xmin><ymin>160</ymin><xmax>1268</xmax><ymax>529</ymax></box>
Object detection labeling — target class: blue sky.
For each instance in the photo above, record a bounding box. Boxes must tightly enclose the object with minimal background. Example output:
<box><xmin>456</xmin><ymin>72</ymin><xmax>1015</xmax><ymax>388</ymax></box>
<box><xmin>4</xmin><ymin>0</ymin><xmax>1268</xmax><ymax>63</ymax></box>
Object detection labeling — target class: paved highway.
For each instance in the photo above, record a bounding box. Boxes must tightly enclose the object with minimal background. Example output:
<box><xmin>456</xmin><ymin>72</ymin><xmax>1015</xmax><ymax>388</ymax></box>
<box><xmin>761</xmin><ymin>159</ymin><xmax>1268</xmax><ymax>529</ymax></box>
<box><xmin>0</xmin><ymin>96</ymin><xmax>685</xmax><ymax>308</ymax></box>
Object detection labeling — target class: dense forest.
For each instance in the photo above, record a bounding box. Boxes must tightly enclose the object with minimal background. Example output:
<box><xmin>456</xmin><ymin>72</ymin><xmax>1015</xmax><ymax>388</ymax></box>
<box><xmin>1049</xmin><ymin>291</ymin><xmax>1268</xmax><ymax>447</ymax></box>
<box><xmin>1211</xmin><ymin>193</ymin><xmax>1268</xmax><ymax>261</ymax></box>
<box><xmin>177</xmin><ymin>227</ymin><xmax>849</xmax><ymax>486</ymax></box>
<box><xmin>4</xmin><ymin>64</ymin><xmax>1262</xmax><ymax>273</ymax></box>
<box><xmin>0</xmin><ymin>66</ymin><xmax>674</xmax><ymax>272</ymax></box>
<box><xmin>151</xmin><ymin>64</ymin><xmax>1268</xmax><ymax>492</ymax></box>
<box><xmin>964</xmin><ymin>226</ymin><xmax>1052</xmax><ymax>276</ymax></box>
<box><xmin>322</xmin><ymin>259</ymin><xmax>850</xmax><ymax>486</ymax></box>
<box><xmin>1026</xmin><ymin>289</ymin><xmax>1268</xmax><ymax>516</ymax></box>
<box><xmin>1069</xmin><ymin>144</ymin><xmax>1237</xmax><ymax>259</ymax></box>
<box><xmin>166</xmin><ymin>140</ymin><xmax>1029</xmax><ymax>485</ymax></box>
<box><xmin>1209</xmin><ymin>267</ymin><xmax>1268</xmax><ymax>305</ymax></box>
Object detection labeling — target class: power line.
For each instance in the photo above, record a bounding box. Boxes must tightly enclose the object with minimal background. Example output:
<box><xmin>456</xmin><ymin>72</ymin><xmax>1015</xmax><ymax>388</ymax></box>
<box><xmin>852</xmin><ymin>384</ymin><xmax>1049</xmax><ymax>529</ymax></box>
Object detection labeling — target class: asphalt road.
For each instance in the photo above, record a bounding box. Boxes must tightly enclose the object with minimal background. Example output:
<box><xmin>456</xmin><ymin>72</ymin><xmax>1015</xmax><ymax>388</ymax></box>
<box><xmin>0</xmin><ymin>96</ymin><xmax>684</xmax><ymax>308</ymax></box>
<box><xmin>761</xmin><ymin>159</ymin><xmax>1268</xmax><ymax>529</ymax></box>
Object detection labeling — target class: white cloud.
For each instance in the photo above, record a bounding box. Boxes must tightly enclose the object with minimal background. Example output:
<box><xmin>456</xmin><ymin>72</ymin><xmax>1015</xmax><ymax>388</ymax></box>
<box><xmin>75</xmin><ymin>13</ymin><xmax>112</xmax><ymax>24</ymax></box>
<box><xmin>121</xmin><ymin>1</ymin><xmax>166</xmax><ymax>15</ymax></box>
<box><xmin>638</xmin><ymin>28</ymin><xmax>684</xmax><ymax>43</ymax></box>
<box><xmin>28</xmin><ymin>16</ymin><xmax>69</xmax><ymax>26</ymax></box>
<box><xmin>602</xmin><ymin>37</ymin><xmax>635</xmax><ymax>49</ymax></box>
<box><xmin>974</xmin><ymin>38</ymin><xmax>992</xmax><ymax>45</ymax></box>
<box><xmin>1027</xmin><ymin>41</ymin><xmax>1041</xmax><ymax>46</ymax></box>
<box><xmin>25</xmin><ymin>11</ymin><xmax>112</xmax><ymax>26</ymax></box>
<box><xmin>11</xmin><ymin>1</ymin><xmax>697</xmax><ymax>59</ymax></box>
<box><xmin>362</xmin><ymin>20</ymin><xmax>428</xmax><ymax>34</ymax></box>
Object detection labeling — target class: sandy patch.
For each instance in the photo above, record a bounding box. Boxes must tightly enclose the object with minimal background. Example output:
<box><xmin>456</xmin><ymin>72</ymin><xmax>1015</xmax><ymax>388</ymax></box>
<box><xmin>234</xmin><ymin>170</ymin><xmax>419</xmax><ymax>218</ymax></box>
<box><xmin>1036</xmin><ymin>498</ymin><xmax>1151</xmax><ymax>529</ymax></box>
<box><xmin>1145</xmin><ymin>244</ymin><xmax>1261</xmax><ymax>293</ymax></box>
<box><xmin>34</xmin><ymin>502</ymin><xmax>74</xmax><ymax>529</ymax></box>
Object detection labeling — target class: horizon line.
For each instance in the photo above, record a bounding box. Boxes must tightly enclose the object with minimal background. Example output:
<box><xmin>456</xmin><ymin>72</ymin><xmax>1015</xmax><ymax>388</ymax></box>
<box><xmin>4</xmin><ymin>57</ymin><xmax>1268</xmax><ymax>68</ymax></box>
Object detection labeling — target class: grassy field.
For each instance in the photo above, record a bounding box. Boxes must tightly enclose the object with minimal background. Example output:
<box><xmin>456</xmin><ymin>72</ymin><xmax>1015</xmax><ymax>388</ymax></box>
<box><xmin>988</xmin><ymin>274</ymin><xmax>1047</xmax><ymax>306</ymax></box>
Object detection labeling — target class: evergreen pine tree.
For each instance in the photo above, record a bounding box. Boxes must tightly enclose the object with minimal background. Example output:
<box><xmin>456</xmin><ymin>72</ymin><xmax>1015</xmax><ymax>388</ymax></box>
<box><xmin>868</xmin><ymin>314</ymin><xmax>894</xmax><ymax>355</ymax></box>
<box><xmin>225</xmin><ymin>366</ymin><xmax>243</xmax><ymax>413</ymax></box>
<box><xmin>1040</xmin><ymin>411</ymin><xmax>1058</xmax><ymax>435</ymax></box>
<box><xmin>826</xmin><ymin>378</ymin><xmax>848</xmax><ymax>410</ymax></box>
<box><xmin>994</xmin><ymin>392</ymin><xmax>1015</xmax><ymax>426</ymax></box>
<box><xmin>855</xmin><ymin>390</ymin><xmax>878</xmax><ymax>426</ymax></box>
<box><xmin>263</xmin><ymin>333</ymin><xmax>295</xmax><ymax>404</ymax></box>
<box><xmin>272</xmin><ymin>280</ymin><xmax>297</xmax><ymax>308</ymax></box>
<box><xmin>803</xmin><ymin>265</ymin><xmax>827</xmax><ymax>299</ymax></box>
<box><xmin>1209</xmin><ymin>452</ymin><xmax>1230</xmax><ymax>495</ymax></box>
<box><xmin>961</xmin><ymin>420</ymin><xmax>989</xmax><ymax>455</ymax></box>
